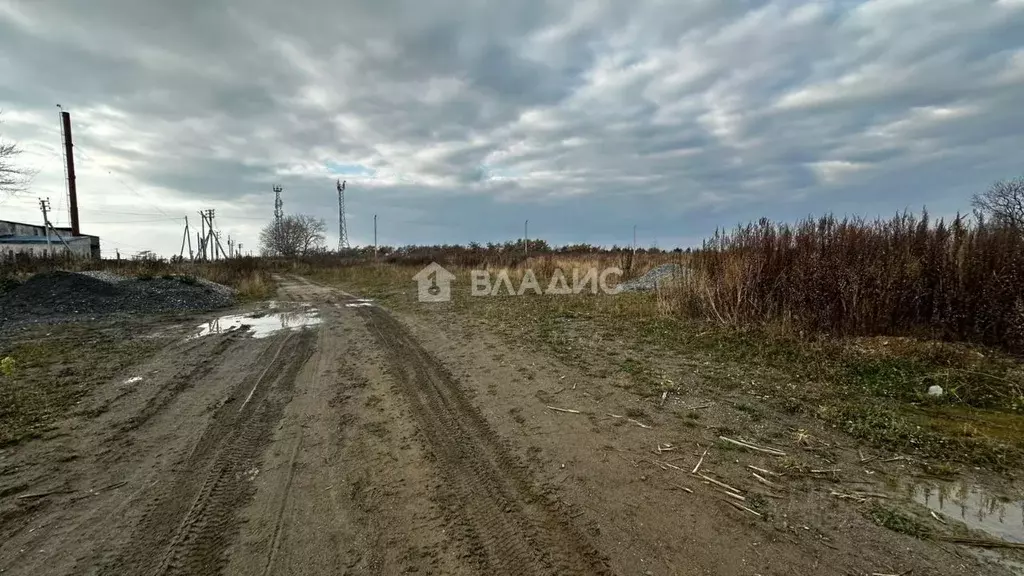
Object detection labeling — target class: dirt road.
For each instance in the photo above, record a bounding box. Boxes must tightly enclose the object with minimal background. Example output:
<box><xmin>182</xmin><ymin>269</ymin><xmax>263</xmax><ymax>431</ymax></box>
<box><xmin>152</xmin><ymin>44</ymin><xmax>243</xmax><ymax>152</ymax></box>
<box><xmin>0</xmin><ymin>275</ymin><xmax>1014</xmax><ymax>575</ymax></box>
<box><xmin>0</xmin><ymin>276</ymin><xmax>609</xmax><ymax>575</ymax></box>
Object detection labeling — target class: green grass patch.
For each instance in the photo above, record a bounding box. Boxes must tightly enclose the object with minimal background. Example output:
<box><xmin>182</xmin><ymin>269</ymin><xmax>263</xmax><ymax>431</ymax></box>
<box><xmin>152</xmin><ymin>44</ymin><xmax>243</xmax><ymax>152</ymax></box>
<box><xmin>867</xmin><ymin>503</ymin><xmax>930</xmax><ymax>538</ymax></box>
<box><xmin>0</xmin><ymin>325</ymin><xmax>160</xmax><ymax>446</ymax></box>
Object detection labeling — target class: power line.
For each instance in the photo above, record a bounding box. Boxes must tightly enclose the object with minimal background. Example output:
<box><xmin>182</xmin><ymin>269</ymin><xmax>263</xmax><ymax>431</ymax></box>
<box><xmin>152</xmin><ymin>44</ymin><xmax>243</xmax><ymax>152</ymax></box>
<box><xmin>86</xmin><ymin>218</ymin><xmax>184</xmax><ymax>224</ymax></box>
<box><xmin>77</xmin><ymin>208</ymin><xmax>184</xmax><ymax>217</ymax></box>
<box><xmin>73</xmin><ymin>145</ymin><xmax>174</xmax><ymax>219</ymax></box>
<box><xmin>213</xmin><ymin>214</ymin><xmax>270</xmax><ymax>221</ymax></box>
<box><xmin>101</xmin><ymin>238</ymin><xmax>159</xmax><ymax>252</ymax></box>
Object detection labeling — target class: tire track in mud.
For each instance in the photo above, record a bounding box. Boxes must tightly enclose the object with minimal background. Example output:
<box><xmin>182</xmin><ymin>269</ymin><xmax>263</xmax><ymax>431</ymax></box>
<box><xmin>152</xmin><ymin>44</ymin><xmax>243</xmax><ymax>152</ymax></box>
<box><xmin>104</xmin><ymin>330</ymin><xmax>317</xmax><ymax>576</ymax></box>
<box><xmin>119</xmin><ymin>334</ymin><xmax>240</xmax><ymax>434</ymax></box>
<box><xmin>260</xmin><ymin>431</ymin><xmax>303</xmax><ymax>576</ymax></box>
<box><xmin>359</xmin><ymin>306</ymin><xmax>614</xmax><ymax>576</ymax></box>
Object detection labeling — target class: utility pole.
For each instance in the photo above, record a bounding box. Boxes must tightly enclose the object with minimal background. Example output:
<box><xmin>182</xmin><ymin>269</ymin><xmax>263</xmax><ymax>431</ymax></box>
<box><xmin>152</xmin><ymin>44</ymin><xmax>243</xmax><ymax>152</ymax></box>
<box><xmin>337</xmin><ymin>179</ymin><xmax>349</xmax><ymax>250</ymax></box>
<box><xmin>208</xmin><ymin>211</ymin><xmax>214</xmax><ymax>260</ymax></box>
<box><xmin>633</xmin><ymin>224</ymin><xmax>637</xmax><ymax>253</ymax></box>
<box><xmin>373</xmin><ymin>214</ymin><xmax>378</xmax><ymax>261</ymax></box>
<box><xmin>179</xmin><ymin>216</ymin><xmax>191</xmax><ymax>261</ymax></box>
<box><xmin>213</xmin><ymin>229</ymin><xmax>226</xmax><ymax>261</ymax></box>
<box><xmin>206</xmin><ymin>210</ymin><xmax>217</xmax><ymax>260</ymax></box>
<box><xmin>179</xmin><ymin>216</ymin><xmax>187</xmax><ymax>259</ymax></box>
<box><xmin>213</xmin><ymin>231</ymin><xmax>222</xmax><ymax>260</ymax></box>
<box><xmin>198</xmin><ymin>211</ymin><xmax>207</xmax><ymax>261</ymax></box>
<box><xmin>185</xmin><ymin>216</ymin><xmax>193</xmax><ymax>261</ymax></box>
<box><xmin>197</xmin><ymin>209</ymin><xmax>218</xmax><ymax>260</ymax></box>
<box><xmin>39</xmin><ymin>198</ymin><xmax>52</xmax><ymax>256</ymax></box>
<box><xmin>58</xmin><ymin>108</ymin><xmax>81</xmax><ymax>236</ymax></box>
<box><xmin>524</xmin><ymin>219</ymin><xmax>529</xmax><ymax>258</ymax></box>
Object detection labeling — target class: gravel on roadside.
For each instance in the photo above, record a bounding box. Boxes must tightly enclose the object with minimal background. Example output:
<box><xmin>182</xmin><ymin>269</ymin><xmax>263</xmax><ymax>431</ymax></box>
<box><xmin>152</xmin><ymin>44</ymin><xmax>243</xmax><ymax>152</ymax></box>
<box><xmin>0</xmin><ymin>271</ymin><xmax>236</xmax><ymax>327</ymax></box>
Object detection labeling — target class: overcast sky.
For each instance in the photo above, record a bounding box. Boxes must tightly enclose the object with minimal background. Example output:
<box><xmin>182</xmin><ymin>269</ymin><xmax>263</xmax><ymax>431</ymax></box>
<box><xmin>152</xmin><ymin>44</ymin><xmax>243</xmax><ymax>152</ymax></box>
<box><xmin>1</xmin><ymin>0</ymin><xmax>1022</xmax><ymax>257</ymax></box>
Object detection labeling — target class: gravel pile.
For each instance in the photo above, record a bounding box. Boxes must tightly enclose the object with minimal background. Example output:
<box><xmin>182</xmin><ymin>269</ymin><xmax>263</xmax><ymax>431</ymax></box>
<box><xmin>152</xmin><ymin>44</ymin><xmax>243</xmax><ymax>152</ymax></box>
<box><xmin>619</xmin><ymin>263</ymin><xmax>691</xmax><ymax>292</ymax></box>
<box><xmin>77</xmin><ymin>270</ymin><xmax>131</xmax><ymax>284</ymax></box>
<box><xmin>0</xmin><ymin>271</ymin><xmax>236</xmax><ymax>326</ymax></box>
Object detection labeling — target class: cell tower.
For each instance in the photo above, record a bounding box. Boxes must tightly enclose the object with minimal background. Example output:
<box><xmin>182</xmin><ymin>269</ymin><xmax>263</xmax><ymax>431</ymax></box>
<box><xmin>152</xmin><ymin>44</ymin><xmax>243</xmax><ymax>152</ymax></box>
<box><xmin>273</xmin><ymin>184</ymin><xmax>283</xmax><ymax>228</ymax></box>
<box><xmin>337</xmin><ymin>179</ymin><xmax>349</xmax><ymax>250</ymax></box>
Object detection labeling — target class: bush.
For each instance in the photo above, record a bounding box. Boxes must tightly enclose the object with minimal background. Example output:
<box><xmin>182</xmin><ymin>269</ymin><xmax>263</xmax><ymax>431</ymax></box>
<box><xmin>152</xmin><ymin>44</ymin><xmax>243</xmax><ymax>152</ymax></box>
<box><xmin>235</xmin><ymin>270</ymin><xmax>272</xmax><ymax>301</ymax></box>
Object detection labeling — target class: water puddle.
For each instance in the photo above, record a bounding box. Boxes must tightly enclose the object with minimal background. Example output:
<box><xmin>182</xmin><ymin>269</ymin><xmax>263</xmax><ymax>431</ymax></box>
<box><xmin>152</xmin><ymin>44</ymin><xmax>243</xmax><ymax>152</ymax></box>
<box><xmin>900</xmin><ymin>481</ymin><xmax>1024</xmax><ymax>543</ymax></box>
<box><xmin>123</xmin><ymin>376</ymin><xmax>143</xmax><ymax>385</ymax></box>
<box><xmin>344</xmin><ymin>298</ymin><xmax>374</xmax><ymax>308</ymax></box>
<box><xmin>190</xmin><ymin>310</ymin><xmax>322</xmax><ymax>340</ymax></box>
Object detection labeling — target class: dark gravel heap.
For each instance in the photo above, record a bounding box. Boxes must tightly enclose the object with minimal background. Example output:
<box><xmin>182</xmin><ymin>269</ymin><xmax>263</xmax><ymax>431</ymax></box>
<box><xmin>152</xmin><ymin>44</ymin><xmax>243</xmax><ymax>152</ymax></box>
<box><xmin>0</xmin><ymin>271</ymin><xmax>236</xmax><ymax>326</ymax></box>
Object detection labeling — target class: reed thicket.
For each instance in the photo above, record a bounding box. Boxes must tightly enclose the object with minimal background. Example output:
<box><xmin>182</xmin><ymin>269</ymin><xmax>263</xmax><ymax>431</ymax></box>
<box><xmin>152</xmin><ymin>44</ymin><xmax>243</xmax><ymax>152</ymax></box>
<box><xmin>663</xmin><ymin>212</ymin><xmax>1024</xmax><ymax>352</ymax></box>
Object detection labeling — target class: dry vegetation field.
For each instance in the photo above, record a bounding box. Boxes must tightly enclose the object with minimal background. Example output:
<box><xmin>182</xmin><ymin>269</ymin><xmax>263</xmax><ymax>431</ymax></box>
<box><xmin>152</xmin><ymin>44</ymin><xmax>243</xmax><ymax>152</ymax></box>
<box><xmin>2</xmin><ymin>210</ymin><xmax>1023</xmax><ymax>574</ymax></box>
<box><xmin>4</xmin><ymin>212</ymin><xmax>1022</xmax><ymax>473</ymax></box>
<box><xmin>301</xmin><ymin>211</ymin><xmax>1024</xmax><ymax>471</ymax></box>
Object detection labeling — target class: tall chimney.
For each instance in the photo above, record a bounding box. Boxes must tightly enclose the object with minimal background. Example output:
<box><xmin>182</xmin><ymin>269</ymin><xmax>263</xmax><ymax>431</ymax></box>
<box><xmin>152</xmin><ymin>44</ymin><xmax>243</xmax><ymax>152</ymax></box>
<box><xmin>61</xmin><ymin>111</ymin><xmax>80</xmax><ymax>236</ymax></box>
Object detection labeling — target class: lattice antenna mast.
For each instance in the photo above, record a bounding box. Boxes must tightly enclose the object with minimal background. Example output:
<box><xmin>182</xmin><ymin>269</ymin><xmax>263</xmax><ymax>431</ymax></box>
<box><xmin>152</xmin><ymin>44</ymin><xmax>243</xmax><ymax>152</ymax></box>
<box><xmin>273</xmin><ymin>185</ymin><xmax>284</xmax><ymax>256</ymax></box>
<box><xmin>273</xmin><ymin>185</ymin><xmax>284</xmax><ymax>226</ymax></box>
<box><xmin>337</xmin><ymin>179</ymin><xmax>349</xmax><ymax>250</ymax></box>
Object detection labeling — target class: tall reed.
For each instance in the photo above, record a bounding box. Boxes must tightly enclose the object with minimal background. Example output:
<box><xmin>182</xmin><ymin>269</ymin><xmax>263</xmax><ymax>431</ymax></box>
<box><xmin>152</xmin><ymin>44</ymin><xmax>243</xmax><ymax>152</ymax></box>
<box><xmin>663</xmin><ymin>212</ymin><xmax>1024</xmax><ymax>352</ymax></box>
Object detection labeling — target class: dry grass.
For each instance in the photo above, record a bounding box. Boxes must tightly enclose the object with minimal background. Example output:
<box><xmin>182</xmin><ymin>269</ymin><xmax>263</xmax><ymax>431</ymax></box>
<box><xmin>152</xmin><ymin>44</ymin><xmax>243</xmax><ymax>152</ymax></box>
<box><xmin>234</xmin><ymin>271</ymin><xmax>272</xmax><ymax>301</ymax></box>
<box><xmin>310</xmin><ymin>260</ymin><xmax>1024</xmax><ymax>469</ymax></box>
<box><xmin>662</xmin><ymin>212</ymin><xmax>1024</xmax><ymax>352</ymax></box>
<box><xmin>301</xmin><ymin>242</ymin><xmax>685</xmax><ymax>281</ymax></box>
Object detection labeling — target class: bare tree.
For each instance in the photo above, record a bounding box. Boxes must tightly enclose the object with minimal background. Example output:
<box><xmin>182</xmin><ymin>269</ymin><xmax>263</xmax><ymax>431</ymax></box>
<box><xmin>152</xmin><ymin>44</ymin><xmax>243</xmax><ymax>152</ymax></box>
<box><xmin>973</xmin><ymin>176</ymin><xmax>1024</xmax><ymax>230</ymax></box>
<box><xmin>0</xmin><ymin>113</ymin><xmax>31</xmax><ymax>195</ymax></box>
<box><xmin>259</xmin><ymin>214</ymin><xmax>327</xmax><ymax>257</ymax></box>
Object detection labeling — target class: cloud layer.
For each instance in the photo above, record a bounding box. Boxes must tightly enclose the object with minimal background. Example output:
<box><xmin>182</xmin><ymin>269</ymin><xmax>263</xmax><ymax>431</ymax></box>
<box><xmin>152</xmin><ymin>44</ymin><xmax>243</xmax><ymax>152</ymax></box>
<box><xmin>1</xmin><ymin>0</ymin><xmax>1022</xmax><ymax>255</ymax></box>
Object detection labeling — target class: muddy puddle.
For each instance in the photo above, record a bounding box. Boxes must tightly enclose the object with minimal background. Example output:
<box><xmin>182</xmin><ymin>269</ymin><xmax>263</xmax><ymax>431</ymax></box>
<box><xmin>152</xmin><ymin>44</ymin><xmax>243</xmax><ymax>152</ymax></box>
<box><xmin>190</xmin><ymin>310</ymin><xmax>322</xmax><ymax>339</ymax></box>
<box><xmin>345</xmin><ymin>298</ymin><xmax>375</xmax><ymax>308</ymax></box>
<box><xmin>900</xmin><ymin>480</ymin><xmax>1024</xmax><ymax>543</ymax></box>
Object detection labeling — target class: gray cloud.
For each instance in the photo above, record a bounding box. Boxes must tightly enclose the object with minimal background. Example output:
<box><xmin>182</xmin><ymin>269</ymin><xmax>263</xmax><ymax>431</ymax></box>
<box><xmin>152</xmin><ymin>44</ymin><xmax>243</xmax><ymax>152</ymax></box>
<box><xmin>0</xmin><ymin>0</ymin><xmax>1022</xmax><ymax>255</ymax></box>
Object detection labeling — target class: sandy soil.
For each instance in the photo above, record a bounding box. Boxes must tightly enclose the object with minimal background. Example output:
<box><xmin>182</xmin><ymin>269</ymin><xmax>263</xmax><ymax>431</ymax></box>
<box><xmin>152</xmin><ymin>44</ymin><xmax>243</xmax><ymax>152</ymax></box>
<box><xmin>0</xmin><ymin>275</ymin><xmax>1017</xmax><ymax>575</ymax></box>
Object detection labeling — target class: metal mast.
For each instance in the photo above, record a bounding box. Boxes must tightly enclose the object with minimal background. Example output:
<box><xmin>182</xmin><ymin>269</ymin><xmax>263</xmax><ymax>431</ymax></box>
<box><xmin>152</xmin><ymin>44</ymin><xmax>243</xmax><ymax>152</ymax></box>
<box><xmin>273</xmin><ymin>184</ymin><xmax>283</xmax><ymax>227</ymax></box>
<box><xmin>273</xmin><ymin>184</ymin><xmax>284</xmax><ymax>257</ymax></box>
<box><xmin>337</xmin><ymin>179</ymin><xmax>349</xmax><ymax>250</ymax></box>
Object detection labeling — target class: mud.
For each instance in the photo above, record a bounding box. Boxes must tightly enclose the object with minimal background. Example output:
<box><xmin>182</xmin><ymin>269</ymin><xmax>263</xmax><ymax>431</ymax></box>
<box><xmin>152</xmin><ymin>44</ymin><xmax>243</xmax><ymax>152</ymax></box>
<box><xmin>1</xmin><ymin>274</ymin><xmax>1020</xmax><ymax>576</ymax></box>
<box><xmin>359</xmin><ymin>303</ymin><xmax>612</xmax><ymax>575</ymax></box>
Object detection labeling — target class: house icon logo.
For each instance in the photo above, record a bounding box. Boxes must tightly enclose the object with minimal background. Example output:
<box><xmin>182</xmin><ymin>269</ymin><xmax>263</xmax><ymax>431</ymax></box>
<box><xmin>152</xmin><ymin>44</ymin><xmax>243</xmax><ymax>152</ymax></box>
<box><xmin>412</xmin><ymin>262</ymin><xmax>456</xmax><ymax>302</ymax></box>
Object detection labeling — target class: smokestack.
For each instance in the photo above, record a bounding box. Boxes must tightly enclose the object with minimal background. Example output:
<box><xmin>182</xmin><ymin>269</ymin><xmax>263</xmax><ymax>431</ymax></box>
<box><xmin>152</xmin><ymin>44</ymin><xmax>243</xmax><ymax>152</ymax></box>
<box><xmin>61</xmin><ymin>111</ymin><xmax>80</xmax><ymax>236</ymax></box>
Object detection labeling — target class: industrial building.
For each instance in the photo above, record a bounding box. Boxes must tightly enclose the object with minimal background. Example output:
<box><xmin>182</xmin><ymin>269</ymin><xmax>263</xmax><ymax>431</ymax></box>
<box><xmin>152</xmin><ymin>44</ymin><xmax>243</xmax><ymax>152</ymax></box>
<box><xmin>0</xmin><ymin>110</ymin><xmax>101</xmax><ymax>262</ymax></box>
<box><xmin>0</xmin><ymin>219</ymin><xmax>101</xmax><ymax>260</ymax></box>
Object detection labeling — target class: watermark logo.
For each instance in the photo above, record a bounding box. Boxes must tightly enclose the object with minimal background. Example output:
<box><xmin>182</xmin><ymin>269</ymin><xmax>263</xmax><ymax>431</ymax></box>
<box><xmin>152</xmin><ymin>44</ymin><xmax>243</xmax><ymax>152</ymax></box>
<box><xmin>413</xmin><ymin>263</ymin><xmax>622</xmax><ymax>302</ymax></box>
<box><xmin>413</xmin><ymin>262</ymin><xmax>456</xmax><ymax>302</ymax></box>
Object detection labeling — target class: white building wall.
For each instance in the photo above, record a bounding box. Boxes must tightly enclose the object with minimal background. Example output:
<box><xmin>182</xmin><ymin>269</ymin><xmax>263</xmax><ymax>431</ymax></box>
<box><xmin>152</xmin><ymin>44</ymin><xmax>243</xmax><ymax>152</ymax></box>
<box><xmin>0</xmin><ymin>238</ymin><xmax>93</xmax><ymax>260</ymax></box>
